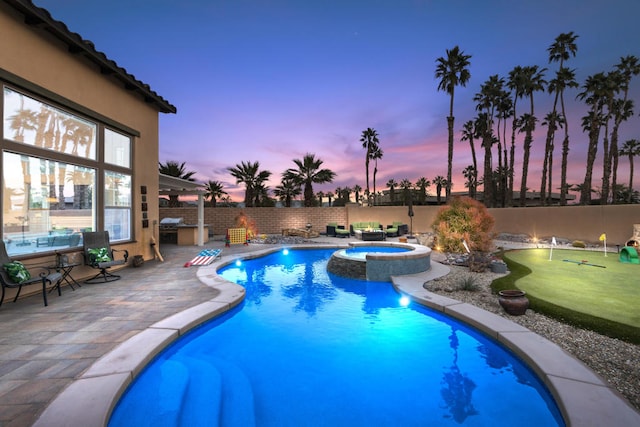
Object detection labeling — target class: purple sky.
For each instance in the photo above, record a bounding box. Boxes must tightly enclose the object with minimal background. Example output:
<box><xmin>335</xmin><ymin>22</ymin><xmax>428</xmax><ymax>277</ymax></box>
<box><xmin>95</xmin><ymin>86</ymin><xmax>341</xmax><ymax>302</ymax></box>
<box><xmin>34</xmin><ymin>0</ymin><xmax>640</xmax><ymax>202</ymax></box>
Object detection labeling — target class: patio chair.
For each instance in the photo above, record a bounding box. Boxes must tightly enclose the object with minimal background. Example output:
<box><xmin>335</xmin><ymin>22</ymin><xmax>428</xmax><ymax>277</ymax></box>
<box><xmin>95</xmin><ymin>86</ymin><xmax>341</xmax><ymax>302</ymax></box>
<box><xmin>82</xmin><ymin>231</ymin><xmax>129</xmax><ymax>284</ymax></box>
<box><xmin>0</xmin><ymin>241</ymin><xmax>62</xmax><ymax>307</ymax></box>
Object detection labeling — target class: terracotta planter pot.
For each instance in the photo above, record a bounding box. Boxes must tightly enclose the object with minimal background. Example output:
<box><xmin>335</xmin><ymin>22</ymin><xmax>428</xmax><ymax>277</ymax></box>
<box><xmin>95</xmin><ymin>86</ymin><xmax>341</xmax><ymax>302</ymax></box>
<box><xmin>498</xmin><ymin>290</ymin><xmax>529</xmax><ymax>315</ymax></box>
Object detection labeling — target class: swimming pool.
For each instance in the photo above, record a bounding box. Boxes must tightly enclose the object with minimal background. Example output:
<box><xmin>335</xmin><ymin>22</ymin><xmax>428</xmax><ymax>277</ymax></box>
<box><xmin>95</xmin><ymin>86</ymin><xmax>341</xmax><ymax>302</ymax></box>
<box><xmin>109</xmin><ymin>248</ymin><xmax>564</xmax><ymax>426</ymax></box>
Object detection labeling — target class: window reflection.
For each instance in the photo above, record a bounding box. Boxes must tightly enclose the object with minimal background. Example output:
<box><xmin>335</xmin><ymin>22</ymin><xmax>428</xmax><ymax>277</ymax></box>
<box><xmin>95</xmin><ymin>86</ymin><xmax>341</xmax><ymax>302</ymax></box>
<box><xmin>3</xmin><ymin>87</ymin><xmax>97</xmax><ymax>160</ymax></box>
<box><xmin>2</xmin><ymin>152</ymin><xmax>95</xmax><ymax>255</ymax></box>
<box><xmin>105</xmin><ymin>171</ymin><xmax>131</xmax><ymax>241</ymax></box>
<box><xmin>104</xmin><ymin>128</ymin><xmax>131</xmax><ymax>167</ymax></box>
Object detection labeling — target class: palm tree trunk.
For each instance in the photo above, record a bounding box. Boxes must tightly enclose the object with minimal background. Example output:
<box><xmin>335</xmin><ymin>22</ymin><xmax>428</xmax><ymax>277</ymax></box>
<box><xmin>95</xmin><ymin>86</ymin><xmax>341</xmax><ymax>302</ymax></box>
<box><xmin>446</xmin><ymin>115</ymin><xmax>454</xmax><ymax>200</ymax></box>
<box><xmin>483</xmin><ymin>134</ymin><xmax>493</xmax><ymax>208</ymax></box>
<box><xmin>600</xmin><ymin>122</ymin><xmax>611</xmax><ymax>204</ymax></box>
<box><xmin>582</xmin><ymin>123</ymin><xmax>600</xmax><ymax>205</ymax></box>
<box><xmin>628</xmin><ymin>153</ymin><xmax>635</xmax><ymax>204</ymax></box>
<box><xmin>609</xmin><ymin>126</ymin><xmax>620</xmax><ymax>204</ymax></box>
<box><xmin>519</xmin><ymin>129</ymin><xmax>532</xmax><ymax>207</ymax></box>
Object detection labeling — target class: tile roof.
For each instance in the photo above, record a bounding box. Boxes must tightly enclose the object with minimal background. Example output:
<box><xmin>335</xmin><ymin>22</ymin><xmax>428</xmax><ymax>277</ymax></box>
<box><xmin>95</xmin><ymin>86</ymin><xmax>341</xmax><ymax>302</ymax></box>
<box><xmin>3</xmin><ymin>0</ymin><xmax>177</xmax><ymax>114</ymax></box>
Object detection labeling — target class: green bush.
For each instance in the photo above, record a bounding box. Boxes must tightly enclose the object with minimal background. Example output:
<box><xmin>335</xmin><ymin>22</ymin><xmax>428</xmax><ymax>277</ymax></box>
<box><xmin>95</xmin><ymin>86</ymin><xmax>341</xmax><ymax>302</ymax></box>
<box><xmin>431</xmin><ymin>196</ymin><xmax>495</xmax><ymax>253</ymax></box>
<box><xmin>458</xmin><ymin>275</ymin><xmax>479</xmax><ymax>291</ymax></box>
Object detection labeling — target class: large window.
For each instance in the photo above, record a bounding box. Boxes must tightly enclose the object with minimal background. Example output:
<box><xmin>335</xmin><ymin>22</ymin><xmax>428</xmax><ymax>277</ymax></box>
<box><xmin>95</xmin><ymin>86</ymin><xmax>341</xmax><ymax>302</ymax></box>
<box><xmin>2</xmin><ymin>85</ymin><xmax>133</xmax><ymax>256</ymax></box>
<box><xmin>104</xmin><ymin>171</ymin><xmax>131</xmax><ymax>241</ymax></box>
<box><xmin>3</xmin><ymin>87</ymin><xmax>96</xmax><ymax>160</ymax></box>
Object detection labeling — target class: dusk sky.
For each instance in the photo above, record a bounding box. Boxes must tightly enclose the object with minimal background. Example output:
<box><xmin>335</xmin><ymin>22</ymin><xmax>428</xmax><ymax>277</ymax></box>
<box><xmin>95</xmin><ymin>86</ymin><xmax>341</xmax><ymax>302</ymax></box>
<box><xmin>34</xmin><ymin>0</ymin><xmax>640</xmax><ymax>202</ymax></box>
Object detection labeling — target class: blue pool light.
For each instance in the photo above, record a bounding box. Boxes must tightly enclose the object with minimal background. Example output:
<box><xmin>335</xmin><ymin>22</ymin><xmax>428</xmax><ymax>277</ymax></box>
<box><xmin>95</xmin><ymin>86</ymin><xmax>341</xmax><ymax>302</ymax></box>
<box><xmin>282</xmin><ymin>249</ymin><xmax>289</xmax><ymax>255</ymax></box>
<box><xmin>399</xmin><ymin>296</ymin><xmax>410</xmax><ymax>306</ymax></box>
<box><xmin>235</xmin><ymin>259</ymin><xmax>242</xmax><ymax>266</ymax></box>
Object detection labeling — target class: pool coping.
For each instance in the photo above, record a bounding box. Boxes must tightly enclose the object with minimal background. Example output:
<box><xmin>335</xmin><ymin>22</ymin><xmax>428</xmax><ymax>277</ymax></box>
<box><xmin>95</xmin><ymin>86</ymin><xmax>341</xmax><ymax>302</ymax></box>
<box><xmin>33</xmin><ymin>245</ymin><xmax>640</xmax><ymax>427</ymax></box>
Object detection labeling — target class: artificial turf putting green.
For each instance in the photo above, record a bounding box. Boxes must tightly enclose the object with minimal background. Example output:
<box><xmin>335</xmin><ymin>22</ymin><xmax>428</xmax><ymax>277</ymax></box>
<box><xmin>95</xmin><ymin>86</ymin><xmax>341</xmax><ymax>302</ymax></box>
<box><xmin>493</xmin><ymin>248</ymin><xmax>640</xmax><ymax>343</ymax></box>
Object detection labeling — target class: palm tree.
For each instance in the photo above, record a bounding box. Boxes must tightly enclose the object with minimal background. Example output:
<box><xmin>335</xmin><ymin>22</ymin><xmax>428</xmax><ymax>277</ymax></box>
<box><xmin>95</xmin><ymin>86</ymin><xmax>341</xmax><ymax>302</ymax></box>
<box><xmin>159</xmin><ymin>160</ymin><xmax>197</xmax><ymax>207</ymax></box>
<box><xmin>326</xmin><ymin>191</ymin><xmax>334</xmax><ymax>207</ymax></box>
<box><xmin>577</xmin><ymin>73</ymin><xmax>608</xmax><ymax>204</ymax></box>
<box><xmin>284</xmin><ymin>153</ymin><xmax>335</xmax><ymax>207</ymax></box>
<box><xmin>316</xmin><ymin>191</ymin><xmax>325</xmax><ymax>206</ymax></box>
<box><xmin>620</xmin><ymin>139</ymin><xmax>640</xmax><ymax>204</ymax></box>
<box><xmin>227</xmin><ymin>161</ymin><xmax>272</xmax><ymax>207</ymax></box>
<box><xmin>607</xmin><ymin>97</ymin><xmax>634</xmax><ymax>203</ymax></box>
<box><xmin>547</xmin><ymin>32</ymin><xmax>579</xmax><ymax>206</ymax></box>
<box><xmin>518</xmin><ymin>65</ymin><xmax>547</xmax><ymax>206</ymax></box>
<box><xmin>436</xmin><ymin>46</ymin><xmax>472</xmax><ymax>200</ymax></box>
<box><xmin>370</xmin><ymin>145</ymin><xmax>383</xmax><ymax>205</ymax></box>
<box><xmin>474</xmin><ymin>75</ymin><xmax>504</xmax><ymax>207</ymax></box>
<box><xmin>341</xmin><ymin>186</ymin><xmax>352</xmax><ymax>203</ymax></box>
<box><xmin>386</xmin><ymin>179</ymin><xmax>397</xmax><ymax>204</ymax></box>
<box><xmin>540</xmin><ymin>111</ymin><xmax>563</xmax><ymax>205</ymax></box>
<box><xmin>495</xmin><ymin>89</ymin><xmax>512</xmax><ymax>206</ymax></box>
<box><xmin>415</xmin><ymin>177</ymin><xmax>430</xmax><ymax>204</ymax></box>
<box><xmin>552</xmin><ymin>66</ymin><xmax>580</xmax><ymax>205</ymax></box>
<box><xmin>274</xmin><ymin>177</ymin><xmax>301</xmax><ymax>207</ymax></box>
<box><xmin>360</xmin><ymin>128</ymin><xmax>379</xmax><ymax>204</ymax></box>
<box><xmin>252</xmin><ymin>181</ymin><xmax>271</xmax><ymax>207</ymax></box>
<box><xmin>608</xmin><ymin>56</ymin><xmax>639</xmax><ymax>204</ymax></box>
<box><xmin>462</xmin><ymin>165</ymin><xmax>477</xmax><ymax>198</ymax></box>
<box><xmin>432</xmin><ymin>175</ymin><xmax>448</xmax><ymax>204</ymax></box>
<box><xmin>400</xmin><ymin>179</ymin><xmax>413</xmax><ymax>206</ymax></box>
<box><xmin>203</xmin><ymin>180</ymin><xmax>226</xmax><ymax>207</ymax></box>
<box><xmin>353</xmin><ymin>184</ymin><xmax>362</xmax><ymax>205</ymax></box>
<box><xmin>460</xmin><ymin>120</ymin><xmax>479</xmax><ymax>199</ymax></box>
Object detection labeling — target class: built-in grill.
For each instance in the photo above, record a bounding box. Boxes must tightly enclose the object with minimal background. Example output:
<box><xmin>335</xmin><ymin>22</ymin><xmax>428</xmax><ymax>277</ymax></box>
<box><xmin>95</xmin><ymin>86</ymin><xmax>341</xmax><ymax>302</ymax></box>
<box><xmin>626</xmin><ymin>224</ymin><xmax>640</xmax><ymax>247</ymax></box>
<box><xmin>159</xmin><ymin>217</ymin><xmax>183</xmax><ymax>244</ymax></box>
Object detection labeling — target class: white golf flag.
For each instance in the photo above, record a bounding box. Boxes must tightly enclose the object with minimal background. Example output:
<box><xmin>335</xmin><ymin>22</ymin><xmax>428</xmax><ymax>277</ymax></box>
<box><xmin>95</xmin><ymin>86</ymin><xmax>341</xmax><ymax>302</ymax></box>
<box><xmin>551</xmin><ymin>236</ymin><xmax>557</xmax><ymax>246</ymax></box>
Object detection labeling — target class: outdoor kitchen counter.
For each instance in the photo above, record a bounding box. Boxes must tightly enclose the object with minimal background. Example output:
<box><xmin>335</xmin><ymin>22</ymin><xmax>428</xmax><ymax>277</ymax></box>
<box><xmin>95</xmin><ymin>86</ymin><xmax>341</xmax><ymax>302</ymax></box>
<box><xmin>176</xmin><ymin>224</ymin><xmax>209</xmax><ymax>246</ymax></box>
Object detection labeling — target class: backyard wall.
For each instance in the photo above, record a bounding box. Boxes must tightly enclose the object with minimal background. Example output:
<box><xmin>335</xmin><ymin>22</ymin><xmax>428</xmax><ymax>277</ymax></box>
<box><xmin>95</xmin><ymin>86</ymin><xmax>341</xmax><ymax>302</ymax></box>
<box><xmin>160</xmin><ymin>204</ymin><xmax>639</xmax><ymax>246</ymax></box>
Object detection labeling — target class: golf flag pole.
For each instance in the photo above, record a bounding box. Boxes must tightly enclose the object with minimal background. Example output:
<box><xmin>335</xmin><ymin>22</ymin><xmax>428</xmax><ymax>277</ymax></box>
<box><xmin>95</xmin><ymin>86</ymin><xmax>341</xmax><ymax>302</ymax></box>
<box><xmin>599</xmin><ymin>233</ymin><xmax>607</xmax><ymax>257</ymax></box>
<box><xmin>549</xmin><ymin>236</ymin><xmax>557</xmax><ymax>261</ymax></box>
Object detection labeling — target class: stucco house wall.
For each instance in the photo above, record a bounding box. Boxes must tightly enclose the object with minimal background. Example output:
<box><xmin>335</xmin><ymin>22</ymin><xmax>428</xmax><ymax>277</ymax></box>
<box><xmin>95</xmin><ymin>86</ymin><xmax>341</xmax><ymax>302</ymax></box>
<box><xmin>1</xmin><ymin>1</ymin><xmax>174</xmax><ymax>298</ymax></box>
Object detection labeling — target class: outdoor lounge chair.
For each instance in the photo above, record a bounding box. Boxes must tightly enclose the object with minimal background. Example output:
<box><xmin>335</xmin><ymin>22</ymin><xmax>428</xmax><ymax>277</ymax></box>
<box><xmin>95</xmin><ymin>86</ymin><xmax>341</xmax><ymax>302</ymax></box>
<box><xmin>326</xmin><ymin>223</ymin><xmax>350</xmax><ymax>238</ymax></box>
<box><xmin>386</xmin><ymin>221</ymin><xmax>405</xmax><ymax>237</ymax></box>
<box><xmin>82</xmin><ymin>231</ymin><xmax>129</xmax><ymax>284</ymax></box>
<box><xmin>0</xmin><ymin>241</ymin><xmax>62</xmax><ymax>307</ymax></box>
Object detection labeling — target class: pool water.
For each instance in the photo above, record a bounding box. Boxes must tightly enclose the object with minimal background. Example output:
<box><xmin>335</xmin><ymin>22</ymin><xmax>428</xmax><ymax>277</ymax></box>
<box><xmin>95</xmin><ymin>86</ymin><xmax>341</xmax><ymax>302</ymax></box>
<box><xmin>109</xmin><ymin>248</ymin><xmax>564</xmax><ymax>427</ymax></box>
<box><xmin>342</xmin><ymin>245</ymin><xmax>410</xmax><ymax>260</ymax></box>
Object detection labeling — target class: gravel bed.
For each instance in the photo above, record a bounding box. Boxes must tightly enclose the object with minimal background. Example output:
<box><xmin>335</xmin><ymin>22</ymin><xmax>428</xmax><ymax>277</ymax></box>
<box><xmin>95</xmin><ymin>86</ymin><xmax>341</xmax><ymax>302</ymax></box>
<box><xmin>424</xmin><ymin>264</ymin><xmax>640</xmax><ymax>411</ymax></box>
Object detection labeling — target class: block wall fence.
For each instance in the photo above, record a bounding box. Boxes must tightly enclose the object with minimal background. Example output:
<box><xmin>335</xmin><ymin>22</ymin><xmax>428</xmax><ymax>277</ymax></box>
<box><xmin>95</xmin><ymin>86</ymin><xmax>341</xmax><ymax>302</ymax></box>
<box><xmin>160</xmin><ymin>204</ymin><xmax>639</xmax><ymax>246</ymax></box>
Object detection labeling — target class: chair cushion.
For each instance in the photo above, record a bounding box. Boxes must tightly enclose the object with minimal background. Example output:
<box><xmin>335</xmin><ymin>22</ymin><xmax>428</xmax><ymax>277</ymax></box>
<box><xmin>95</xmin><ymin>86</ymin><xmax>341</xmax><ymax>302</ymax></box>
<box><xmin>88</xmin><ymin>247</ymin><xmax>112</xmax><ymax>263</ymax></box>
<box><xmin>3</xmin><ymin>261</ymin><xmax>31</xmax><ymax>284</ymax></box>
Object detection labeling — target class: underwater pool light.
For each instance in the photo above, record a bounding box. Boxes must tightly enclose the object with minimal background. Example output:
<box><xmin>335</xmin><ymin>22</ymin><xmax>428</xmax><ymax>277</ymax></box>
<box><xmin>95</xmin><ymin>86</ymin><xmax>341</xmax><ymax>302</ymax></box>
<box><xmin>235</xmin><ymin>260</ymin><xmax>242</xmax><ymax>266</ymax></box>
<box><xmin>399</xmin><ymin>296</ymin><xmax>410</xmax><ymax>307</ymax></box>
<box><xmin>283</xmin><ymin>249</ymin><xmax>289</xmax><ymax>255</ymax></box>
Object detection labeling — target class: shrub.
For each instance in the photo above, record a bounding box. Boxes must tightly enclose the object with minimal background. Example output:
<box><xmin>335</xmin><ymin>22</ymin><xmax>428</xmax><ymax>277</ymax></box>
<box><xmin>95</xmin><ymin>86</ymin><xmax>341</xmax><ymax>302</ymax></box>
<box><xmin>572</xmin><ymin>240</ymin><xmax>586</xmax><ymax>248</ymax></box>
<box><xmin>458</xmin><ymin>274</ymin><xmax>479</xmax><ymax>291</ymax></box>
<box><xmin>431</xmin><ymin>196</ymin><xmax>495</xmax><ymax>253</ymax></box>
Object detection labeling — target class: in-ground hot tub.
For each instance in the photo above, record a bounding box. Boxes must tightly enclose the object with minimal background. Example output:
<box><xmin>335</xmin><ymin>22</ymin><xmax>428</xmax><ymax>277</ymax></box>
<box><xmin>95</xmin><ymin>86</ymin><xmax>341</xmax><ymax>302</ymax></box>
<box><xmin>327</xmin><ymin>242</ymin><xmax>431</xmax><ymax>281</ymax></box>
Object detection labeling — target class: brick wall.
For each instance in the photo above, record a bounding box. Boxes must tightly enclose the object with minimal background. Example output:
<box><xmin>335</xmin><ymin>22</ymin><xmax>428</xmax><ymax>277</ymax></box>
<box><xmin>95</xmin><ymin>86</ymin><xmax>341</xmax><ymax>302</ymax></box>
<box><xmin>161</xmin><ymin>204</ymin><xmax>640</xmax><ymax>245</ymax></box>
<box><xmin>160</xmin><ymin>207</ymin><xmax>348</xmax><ymax>236</ymax></box>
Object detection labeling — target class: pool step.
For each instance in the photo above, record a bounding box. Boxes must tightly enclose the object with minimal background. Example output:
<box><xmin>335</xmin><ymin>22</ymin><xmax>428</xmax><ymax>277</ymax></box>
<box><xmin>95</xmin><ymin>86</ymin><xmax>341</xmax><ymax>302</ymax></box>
<box><xmin>176</xmin><ymin>356</ymin><xmax>256</xmax><ymax>426</ymax></box>
<box><xmin>178</xmin><ymin>357</ymin><xmax>223</xmax><ymax>426</ymax></box>
<box><xmin>111</xmin><ymin>359</ymin><xmax>191</xmax><ymax>426</ymax></box>
<box><xmin>210</xmin><ymin>356</ymin><xmax>257</xmax><ymax>427</ymax></box>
